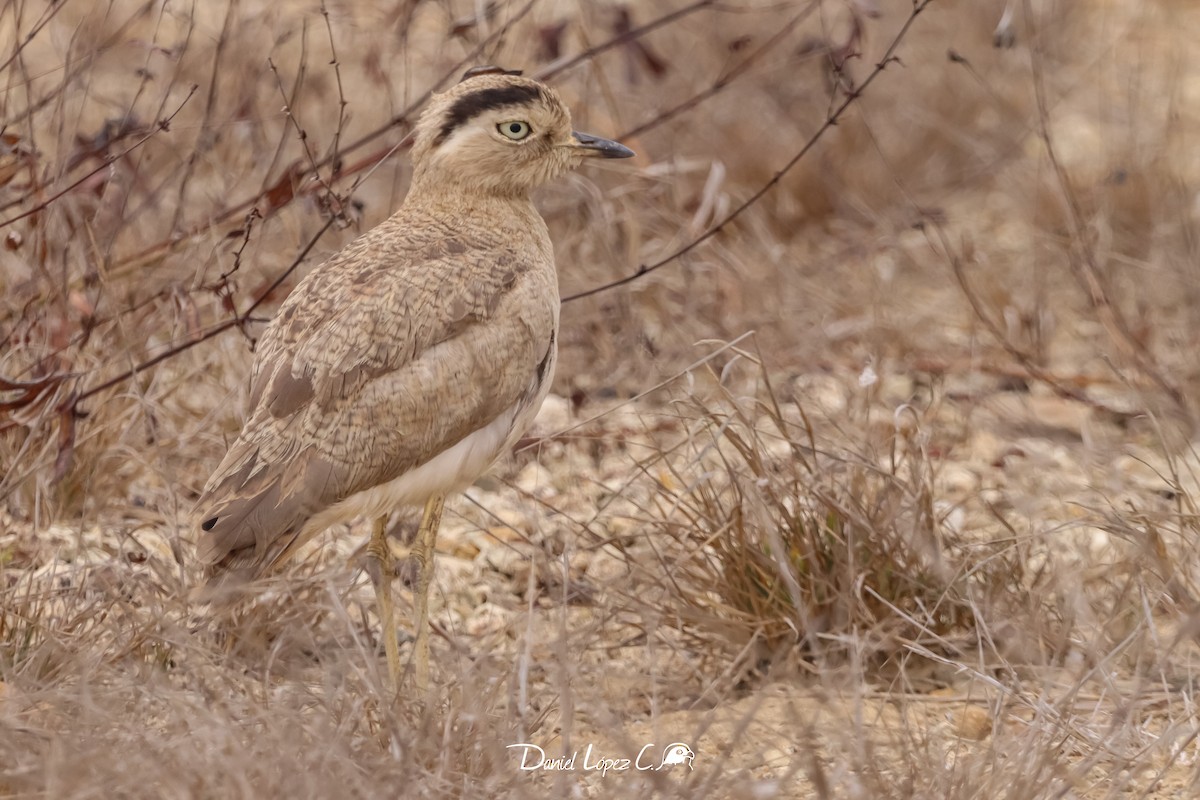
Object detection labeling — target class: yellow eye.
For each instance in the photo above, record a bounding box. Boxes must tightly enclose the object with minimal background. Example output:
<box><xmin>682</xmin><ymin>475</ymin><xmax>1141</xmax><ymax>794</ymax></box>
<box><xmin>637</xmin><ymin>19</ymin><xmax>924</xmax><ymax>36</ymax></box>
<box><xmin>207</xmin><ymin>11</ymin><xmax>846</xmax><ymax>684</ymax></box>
<box><xmin>497</xmin><ymin>121</ymin><xmax>531</xmax><ymax>141</ymax></box>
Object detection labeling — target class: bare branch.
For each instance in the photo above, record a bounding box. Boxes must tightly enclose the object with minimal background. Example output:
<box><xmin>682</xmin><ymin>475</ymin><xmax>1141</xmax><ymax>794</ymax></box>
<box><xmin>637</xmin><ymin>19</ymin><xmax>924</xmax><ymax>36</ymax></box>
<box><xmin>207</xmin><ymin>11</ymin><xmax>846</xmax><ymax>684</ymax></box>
<box><xmin>563</xmin><ymin>0</ymin><xmax>934</xmax><ymax>304</ymax></box>
<box><xmin>0</xmin><ymin>86</ymin><xmax>198</xmax><ymax>230</ymax></box>
<box><xmin>1021</xmin><ymin>0</ymin><xmax>1185</xmax><ymax>411</ymax></box>
<box><xmin>76</xmin><ymin>215</ymin><xmax>339</xmax><ymax>405</ymax></box>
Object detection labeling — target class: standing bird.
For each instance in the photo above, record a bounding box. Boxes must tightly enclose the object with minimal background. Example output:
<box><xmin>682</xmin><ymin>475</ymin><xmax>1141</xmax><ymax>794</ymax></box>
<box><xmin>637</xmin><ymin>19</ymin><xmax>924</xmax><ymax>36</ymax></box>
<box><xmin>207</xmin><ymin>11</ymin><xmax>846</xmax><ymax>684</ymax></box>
<box><xmin>194</xmin><ymin>66</ymin><xmax>634</xmax><ymax>691</ymax></box>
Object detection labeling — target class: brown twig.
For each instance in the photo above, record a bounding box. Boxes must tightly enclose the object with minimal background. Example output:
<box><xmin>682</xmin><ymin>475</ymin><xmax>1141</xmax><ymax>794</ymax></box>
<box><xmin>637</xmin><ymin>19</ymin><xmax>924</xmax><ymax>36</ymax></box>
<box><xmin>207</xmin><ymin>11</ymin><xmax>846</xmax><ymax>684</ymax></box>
<box><xmin>0</xmin><ymin>86</ymin><xmax>198</xmax><ymax>230</ymax></box>
<box><xmin>535</xmin><ymin>0</ymin><xmax>716</xmax><ymax>83</ymax></box>
<box><xmin>75</xmin><ymin>215</ymin><xmax>338</xmax><ymax>405</ymax></box>
<box><xmin>0</xmin><ymin>5</ymin><xmax>188</xmax><ymax>218</ymax></box>
<box><xmin>619</xmin><ymin>2</ymin><xmax>819</xmax><ymax>142</ymax></box>
<box><xmin>320</xmin><ymin>0</ymin><xmax>349</xmax><ymax>176</ymax></box>
<box><xmin>104</xmin><ymin>0</ymin><xmax>544</xmax><ymax>275</ymax></box>
<box><xmin>168</xmin><ymin>0</ymin><xmax>234</xmax><ymax>236</ymax></box>
<box><xmin>34</xmin><ymin>0</ymin><xmax>755</xmax><ymax>408</ymax></box>
<box><xmin>562</xmin><ymin>0</ymin><xmax>934</xmax><ymax>304</ymax></box>
<box><xmin>929</xmin><ymin>218</ymin><xmax>1136</xmax><ymax>415</ymax></box>
<box><xmin>1021</xmin><ymin>0</ymin><xmax>1185</xmax><ymax>412</ymax></box>
<box><xmin>101</xmin><ymin>0</ymin><xmax>709</xmax><ymax>276</ymax></box>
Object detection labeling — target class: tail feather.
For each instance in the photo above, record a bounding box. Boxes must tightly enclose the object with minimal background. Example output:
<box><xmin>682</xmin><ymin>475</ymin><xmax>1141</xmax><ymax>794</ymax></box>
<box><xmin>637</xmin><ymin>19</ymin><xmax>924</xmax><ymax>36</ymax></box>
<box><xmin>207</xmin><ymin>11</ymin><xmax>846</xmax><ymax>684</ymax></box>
<box><xmin>194</xmin><ymin>483</ymin><xmax>312</xmax><ymax>601</ymax></box>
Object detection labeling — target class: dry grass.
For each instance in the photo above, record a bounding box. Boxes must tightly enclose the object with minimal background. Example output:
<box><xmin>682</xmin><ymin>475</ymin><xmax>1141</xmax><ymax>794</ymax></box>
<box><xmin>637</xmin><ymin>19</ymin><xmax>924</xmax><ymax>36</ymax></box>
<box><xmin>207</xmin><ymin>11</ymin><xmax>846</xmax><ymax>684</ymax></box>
<box><xmin>4</xmin><ymin>0</ymin><xmax>1200</xmax><ymax>797</ymax></box>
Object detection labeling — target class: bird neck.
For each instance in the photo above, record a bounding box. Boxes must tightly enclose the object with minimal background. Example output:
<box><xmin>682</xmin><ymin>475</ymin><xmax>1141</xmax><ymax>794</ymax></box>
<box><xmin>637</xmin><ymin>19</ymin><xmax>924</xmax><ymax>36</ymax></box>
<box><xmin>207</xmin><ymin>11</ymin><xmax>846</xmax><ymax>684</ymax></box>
<box><xmin>407</xmin><ymin>162</ymin><xmax>535</xmax><ymax>203</ymax></box>
<box><xmin>402</xmin><ymin>174</ymin><xmax>541</xmax><ymax>223</ymax></box>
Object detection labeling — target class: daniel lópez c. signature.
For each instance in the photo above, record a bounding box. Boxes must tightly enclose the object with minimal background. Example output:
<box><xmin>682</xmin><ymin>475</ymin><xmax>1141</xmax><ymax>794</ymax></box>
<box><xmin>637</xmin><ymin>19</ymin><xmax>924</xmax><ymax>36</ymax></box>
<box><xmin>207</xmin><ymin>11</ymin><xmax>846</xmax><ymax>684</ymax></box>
<box><xmin>507</xmin><ymin>741</ymin><xmax>695</xmax><ymax>777</ymax></box>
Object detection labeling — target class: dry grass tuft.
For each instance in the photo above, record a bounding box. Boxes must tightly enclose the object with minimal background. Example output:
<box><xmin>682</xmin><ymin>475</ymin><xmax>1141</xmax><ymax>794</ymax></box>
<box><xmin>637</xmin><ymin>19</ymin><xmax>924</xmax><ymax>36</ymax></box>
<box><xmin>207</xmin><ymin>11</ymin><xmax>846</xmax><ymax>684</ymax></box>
<box><xmin>644</xmin><ymin>369</ymin><xmax>1015</xmax><ymax>674</ymax></box>
<box><xmin>4</xmin><ymin>0</ymin><xmax>1200</xmax><ymax>797</ymax></box>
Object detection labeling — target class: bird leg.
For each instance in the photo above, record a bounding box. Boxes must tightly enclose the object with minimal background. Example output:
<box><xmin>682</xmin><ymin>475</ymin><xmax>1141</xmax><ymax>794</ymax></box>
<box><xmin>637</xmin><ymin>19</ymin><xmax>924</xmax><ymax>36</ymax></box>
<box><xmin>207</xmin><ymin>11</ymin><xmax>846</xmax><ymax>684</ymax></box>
<box><xmin>366</xmin><ymin>515</ymin><xmax>400</xmax><ymax>693</ymax></box>
<box><xmin>411</xmin><ymin>493</ymin><xmax>445</xmax><ymax>693</ymax></box>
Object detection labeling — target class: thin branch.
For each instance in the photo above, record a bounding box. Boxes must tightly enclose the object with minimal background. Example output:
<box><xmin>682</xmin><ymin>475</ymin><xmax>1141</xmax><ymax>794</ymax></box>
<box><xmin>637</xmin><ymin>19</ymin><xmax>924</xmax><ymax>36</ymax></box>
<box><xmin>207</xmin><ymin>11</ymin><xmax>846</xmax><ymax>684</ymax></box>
<box><xmin>1021</xmin><ymin>0</ymin><xmax>1185</xmax><ymax>411</ymax></box>
<box><xmin>168</xmin><ymin>0</ymin><xmax>234</xmax><ymax>236</ymax></box>
<box><xmin>76</xmin><ymin>215</ymin><xmax>338</xmax><ymax>404</ymax></box>
<box><xmin>106</xmin><ymin>0</ymin><xmax>542</xmax><ymax>275</ymax></box>
<box><xmin>930</xmin><ymin>219</ymin><xmax>1128</xmax><ymax>414</ymax></box>
<box><xmin>320</xmin><ymin>0</ymin><xmax>350</xmax><ymax>181</ymax></box>
<box><xmin>0</xmin><ymin>85</ymin><xmax>198</xmax><ymax>230</ymax></box>
<box><xmin>619</xmin><ymin>2</ymin><xmax>818</xmax><ymax>142</ymax></box>
<box><xmin>536</xmin><ymin>0</ymin><xmax>716</xmax><ymax>82</ymax></box>
<box><xmin>562</xmin><ymin>0</ymin><xmax>934</xmax><ymax>304</ymax></box>
<box><xmin>0</xmin><ymin>0</ymin><xmax>67</xmax><ymax>76</ymax></box>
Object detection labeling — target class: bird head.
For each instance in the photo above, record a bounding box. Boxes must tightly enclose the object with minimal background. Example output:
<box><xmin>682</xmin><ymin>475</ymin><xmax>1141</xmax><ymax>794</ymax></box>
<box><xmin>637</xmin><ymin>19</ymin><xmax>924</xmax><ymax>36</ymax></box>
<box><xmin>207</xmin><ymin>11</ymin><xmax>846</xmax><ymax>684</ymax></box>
<box><xmin>410</xmin><ymin>66</ymin><xmax>634</xmax><ymax>197</ymax></box>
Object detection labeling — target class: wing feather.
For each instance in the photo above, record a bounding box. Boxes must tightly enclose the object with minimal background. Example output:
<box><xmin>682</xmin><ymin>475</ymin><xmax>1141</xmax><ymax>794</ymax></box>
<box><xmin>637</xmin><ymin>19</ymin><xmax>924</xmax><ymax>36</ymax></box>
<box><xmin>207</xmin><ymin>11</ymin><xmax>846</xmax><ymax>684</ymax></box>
<box><xmin>195</xmin><ymin>213</ymin><xmax>556</xmax><ymax>584</ymax></box>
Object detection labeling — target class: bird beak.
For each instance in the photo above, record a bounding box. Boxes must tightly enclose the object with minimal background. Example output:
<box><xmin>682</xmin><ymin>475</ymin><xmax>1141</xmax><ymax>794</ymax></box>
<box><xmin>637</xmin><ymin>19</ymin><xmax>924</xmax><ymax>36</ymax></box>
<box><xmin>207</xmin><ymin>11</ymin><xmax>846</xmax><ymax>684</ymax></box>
<box><xmin>571</xmin><ymin>131</ymin><xmax>635</xmax><ymax>159</ymax></box>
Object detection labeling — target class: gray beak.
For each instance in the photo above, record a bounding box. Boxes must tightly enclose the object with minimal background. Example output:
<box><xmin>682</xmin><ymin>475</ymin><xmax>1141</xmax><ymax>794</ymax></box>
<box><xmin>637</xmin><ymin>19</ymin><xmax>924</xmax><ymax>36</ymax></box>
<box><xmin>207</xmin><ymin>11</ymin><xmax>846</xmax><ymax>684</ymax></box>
<box><xmin>572</xmin><ymin>131</ymin><xmax>635</xmax><ymax>159</ymax></box>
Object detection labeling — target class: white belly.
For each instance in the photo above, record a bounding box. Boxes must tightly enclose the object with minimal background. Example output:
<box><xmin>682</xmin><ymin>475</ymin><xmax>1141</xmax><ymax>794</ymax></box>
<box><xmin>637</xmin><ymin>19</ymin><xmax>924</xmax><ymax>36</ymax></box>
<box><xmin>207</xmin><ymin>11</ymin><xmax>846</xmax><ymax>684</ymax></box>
<box><xmin>298</xmin><ymin>381</ymin><xmax>549</xmax><ymax>539</ymax></box>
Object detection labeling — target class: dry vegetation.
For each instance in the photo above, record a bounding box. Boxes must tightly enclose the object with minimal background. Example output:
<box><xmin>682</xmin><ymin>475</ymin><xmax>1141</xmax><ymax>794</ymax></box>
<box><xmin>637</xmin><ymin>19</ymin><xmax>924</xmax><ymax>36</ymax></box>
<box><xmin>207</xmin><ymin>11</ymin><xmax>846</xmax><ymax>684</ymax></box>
<box><xmin>3</xmin><ymin>0</ymin><xmax>1200</xmax><ymax>796</ymax></box>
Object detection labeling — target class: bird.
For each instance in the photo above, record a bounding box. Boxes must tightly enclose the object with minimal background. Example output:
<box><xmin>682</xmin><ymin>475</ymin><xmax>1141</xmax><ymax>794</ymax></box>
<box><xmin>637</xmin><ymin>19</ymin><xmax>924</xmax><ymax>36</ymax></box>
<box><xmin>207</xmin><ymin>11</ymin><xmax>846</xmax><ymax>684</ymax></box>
<box><xmin>193</xmin><ymin>66</ymin><xmax>634</xmax><ymax>692</ymax></box>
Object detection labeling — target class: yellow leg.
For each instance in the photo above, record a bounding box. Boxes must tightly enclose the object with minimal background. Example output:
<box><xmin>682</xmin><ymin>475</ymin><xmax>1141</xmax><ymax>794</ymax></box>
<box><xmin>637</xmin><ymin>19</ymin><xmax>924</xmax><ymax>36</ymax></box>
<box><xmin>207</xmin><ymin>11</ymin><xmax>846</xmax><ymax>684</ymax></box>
<box><xmin>366</xmin><ymin>515</ymin><xmax>400</xmax><ymax>693</ymax></box>
<box><xmin>411</xmin><ymin>494</ymin><xmax>445</xmax><ymax>693</ymax></box>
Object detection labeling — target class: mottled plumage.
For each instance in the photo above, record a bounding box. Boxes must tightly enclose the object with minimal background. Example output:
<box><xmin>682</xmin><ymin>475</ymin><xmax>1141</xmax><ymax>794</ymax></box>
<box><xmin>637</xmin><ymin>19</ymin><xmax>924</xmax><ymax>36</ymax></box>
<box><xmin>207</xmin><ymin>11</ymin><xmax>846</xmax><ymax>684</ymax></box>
<box><xmin>197</xmin><ymin>69</ymin><xmax>630</xmax><ymax>583</ymax></box>
<box><xmin>193</xmin><ymin>67</ymin><xmax>632</xmax><ymax>689</ymax></box>
<box><xmin>197</xmin><ymin>200</ymin><xmax>558</xmax><ymax>581</ymax></box>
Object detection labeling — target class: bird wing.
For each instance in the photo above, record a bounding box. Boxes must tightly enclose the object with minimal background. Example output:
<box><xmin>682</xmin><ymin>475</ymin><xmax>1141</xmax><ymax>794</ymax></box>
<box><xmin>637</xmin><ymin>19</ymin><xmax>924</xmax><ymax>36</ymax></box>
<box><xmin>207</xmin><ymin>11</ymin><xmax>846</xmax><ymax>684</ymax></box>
<box><xmin>194</xmin><ymin>221</ymin><xmax>556</xmax><ymax>582</ymax></box>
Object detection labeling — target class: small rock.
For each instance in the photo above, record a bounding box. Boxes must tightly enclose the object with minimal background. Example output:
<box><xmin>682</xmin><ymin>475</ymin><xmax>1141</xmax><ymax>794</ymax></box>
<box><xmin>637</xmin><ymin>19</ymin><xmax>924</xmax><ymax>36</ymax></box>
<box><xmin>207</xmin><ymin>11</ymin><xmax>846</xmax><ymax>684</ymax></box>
<box><xmin>791</xmin><ymin>373</ymin><xmax>847</xmax><ymax>415</ymax></box>
<box><xmin>936</xmin><ymin>463</ymin><xmax>978</xmax><ymax>496</ymax></box>
<box><xmin>585</xmin><ymin>547</ymin><xmax>628</xmax><ymax>583</ymax></box>
<box><xmin>759</xmin><ymin>746</ymin><xmax>791</xmax><ymax>769</ymax></box>
<box><xmin>936</xmin><ymin>502</ymin><xmax>966</xmax><ymax>535</ymax></box>
<box><xmin>445</xmin><ymin>538</ymin><xmax>481</xmax><ymax>560</ymax></box>
<box><xmin>880</xmin><ymin>373</ymin><xmax>914</xmax><ymax>402</ymax></box>
<box><xmin>473</xmin><ymin>503</ymin><xmax>532</xmax><ymax>540</ymax></box>
<box><xmin>484</xmin><ymin>525</ymin><xmax>527</xmax><ymax>545</ymax></box>
<box><xmin>465</xmin><ymin>603</ymin><xmax>512</xmax><ymax>637</ymax></box>
<box><xmin>967</xmin><ymin>430</ymin><xmax>1007</xmax><ymax>465</ymax></box>
<box><xmin>514</xmin><ymin>460</ymin><xmax>556</xmax><ymax>498</ymax></box>
<box><xmin>485</xmin><ymin>545</ymin><xmax>533</xmax><ymax>582</ymax></box>
<box><xmin>951</xmin><ymin>705</ymin><xmax>992</xmax><ymax>740</ymax></box>
<box><xmin>533</xmin><ymin>393</ymin><xmax>571</xmax><ymax>434</ymax></box>
<box><xmin>1025</xmin><ymin>394</ymin><xmax>1091</xmax><ymax>436</ymax></box>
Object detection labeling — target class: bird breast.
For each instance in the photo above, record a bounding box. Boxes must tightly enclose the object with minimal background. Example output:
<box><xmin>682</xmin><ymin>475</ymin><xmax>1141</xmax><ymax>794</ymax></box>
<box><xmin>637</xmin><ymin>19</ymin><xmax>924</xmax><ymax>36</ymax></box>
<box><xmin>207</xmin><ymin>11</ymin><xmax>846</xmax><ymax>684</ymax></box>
<box><xmin>297</xmin><ymin>331</ymin><xmax>556</xmax><ymax>541</ymax></box>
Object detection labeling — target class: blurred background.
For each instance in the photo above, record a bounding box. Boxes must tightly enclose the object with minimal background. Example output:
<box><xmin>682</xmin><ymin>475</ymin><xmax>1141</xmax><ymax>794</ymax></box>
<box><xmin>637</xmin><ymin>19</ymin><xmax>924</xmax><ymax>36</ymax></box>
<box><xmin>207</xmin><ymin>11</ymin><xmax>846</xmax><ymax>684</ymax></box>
<box><xmin>3</xmin><ymin>1</ymin><xmax>1200</xmax><ymax>797</ymax></box>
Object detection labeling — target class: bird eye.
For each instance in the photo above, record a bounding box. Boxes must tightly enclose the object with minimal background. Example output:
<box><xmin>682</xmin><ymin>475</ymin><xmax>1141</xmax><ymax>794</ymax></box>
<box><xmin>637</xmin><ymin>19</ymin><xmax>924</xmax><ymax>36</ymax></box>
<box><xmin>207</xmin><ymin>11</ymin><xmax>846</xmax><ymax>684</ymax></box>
<box><xmin>497</xmin><ymin>121</ymin><xmax>531</xmax><ymax>141</ymax></box>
